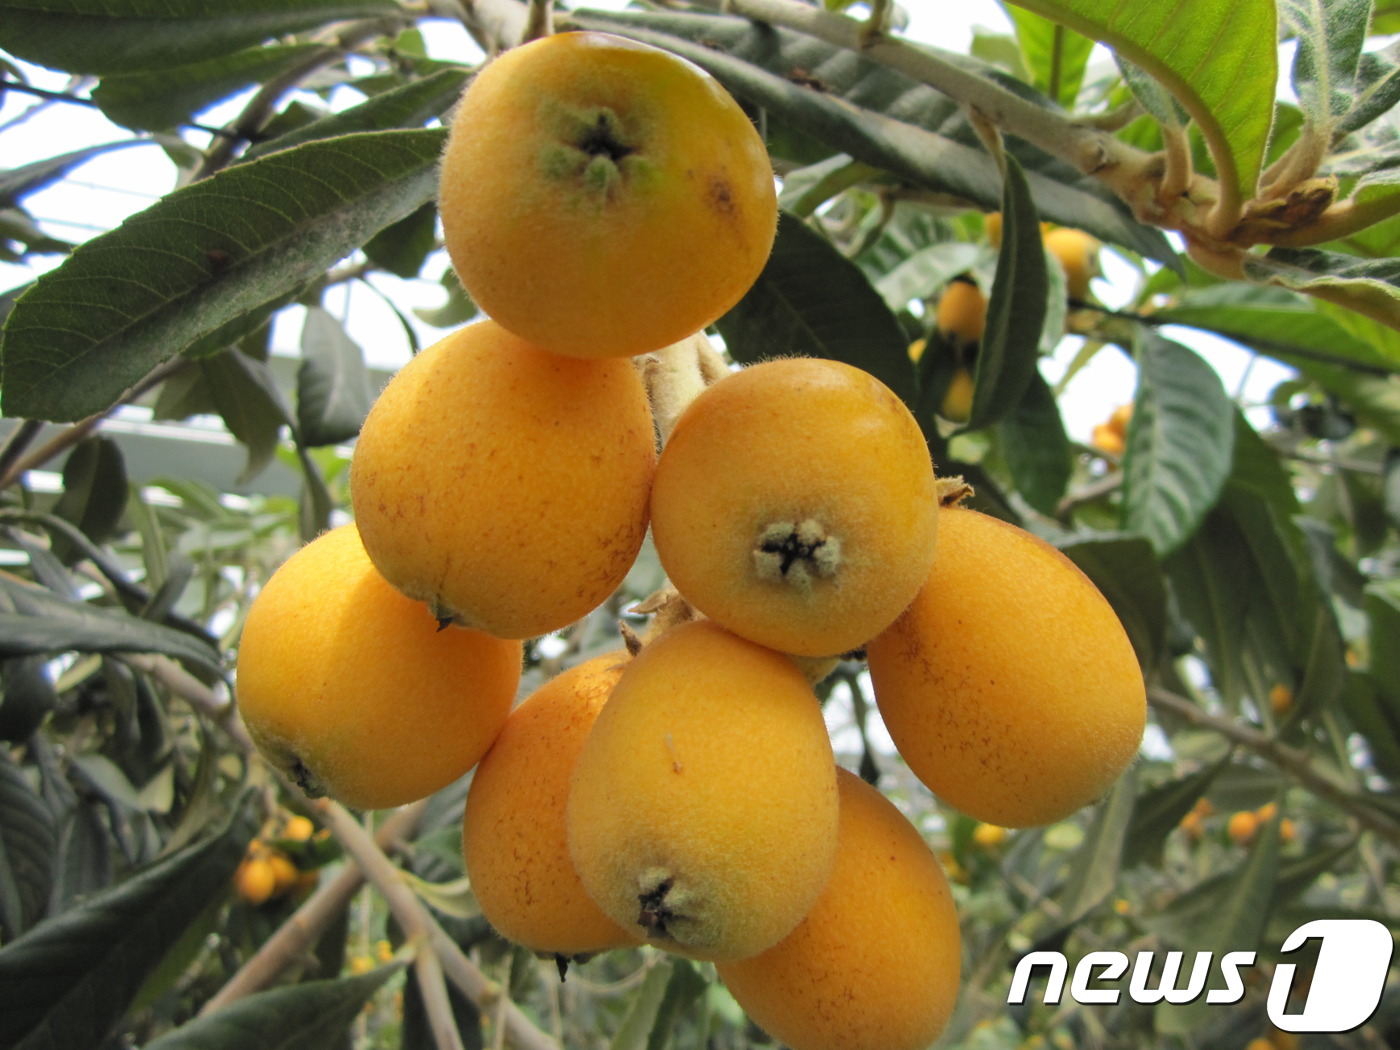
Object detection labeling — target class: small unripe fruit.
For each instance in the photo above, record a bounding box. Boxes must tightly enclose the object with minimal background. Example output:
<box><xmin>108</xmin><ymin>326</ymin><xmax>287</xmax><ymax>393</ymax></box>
<box><xmin>867</xmin><ymin>508</ymin><xmax>1145</xmax><ymax>827</ymax></box>
<box><xmin>350</xmin><ymin>320</ymin><xmax>656</xmax><ymax>638</ymax></box>
<box><xmin>235</xmin><ymin>524</ymin><xmax>522</xmax><ymax>810</ymax></box>
<box><xmin>1269</xmin><ymin>683</ymin><xmax>1293</xmax><ymax>716</ymax></box>
<box><xmin>717</xmin><ymin>769</ymin><xmax>962</xmax><ymax>1050</ymax></box>
<box><xmin>650</xmin><ymin>358</ymin><xmax>938</xmax><ymax>657</ymax></box>
<box><xmin>464</xmin><ymin>652</ymin><xmax>640</xmax><ymax>957</ymax></box>
<box><xmin>439</xmin><ymin>31</ymin><xmax>777</xmax><ymax>359</ymax></box>
<box><xmin>567</xmin><ymin>620</ymin><xmax>839</xmax><ymax>961</ymax></box>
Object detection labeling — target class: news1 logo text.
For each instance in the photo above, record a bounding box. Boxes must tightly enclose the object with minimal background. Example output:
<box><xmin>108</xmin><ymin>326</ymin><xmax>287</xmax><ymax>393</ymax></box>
<box><xmin>1008</xmin><ymin>918</ymin><xmax>1395</xmax><ymax>1033</ymax></box>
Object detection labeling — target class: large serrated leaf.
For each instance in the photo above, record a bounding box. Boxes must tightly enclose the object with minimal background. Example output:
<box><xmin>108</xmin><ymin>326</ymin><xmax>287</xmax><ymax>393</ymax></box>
<box><xmin>0</xmin><ymin>750</ymin><xmax>56</xmax><ymax>942</ymax></box>
<box><xmin>147</xmin><ymin>967</ymin><xmax>402</xmax><ymax>1050</ymax></box>
<box><xmin>91</xmin><ymin>43</ymin><xmax>328</xmax><ymax>132</ymax></box>
<box><xmin>1006</xmin><ymin>0</ymin><xmax>1277</xmax><ymax>208</ymax></box>
<box><xmin>969</xmin><ymin>154</ymin><xmax>1047</xmax><ymax>430</ymax></box>
<box><xmin>0</xmin><ymin>802</ymin><xmax>252</xmax><ymax>1050</ymax></box>
<box><xmin>0</xmin><ymin>0</ymin><xmax>397</xmax><ymax>75</ymax></box>
<box><xmin>568</xmin><ymin>7</ymin><xmax>1176</xmax><ymax>264</ymax></box>
<box><xmin>0</xmin><ymin>576</ymin><xmax>222</xmax><ymax>676</ymax></box>
<box><xmin>716</xmin><ymin>211</ymin><xmax>917</xmax><ymax>408</ymax></box>
<box><xmin>1121</xmin><ymin>332</ymin><xmax>1235</xmax><ymax>555</ymax></box>
<box><xmin>0</xmin><ymin>127</ymin><xmax>446</xmax><ymax>422</ymax></box>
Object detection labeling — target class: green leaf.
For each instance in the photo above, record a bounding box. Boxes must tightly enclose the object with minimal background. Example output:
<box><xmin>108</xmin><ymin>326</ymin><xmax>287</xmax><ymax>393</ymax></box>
<box><xmin>1058</xmin><ymin>534</ymin><xmax>1166</xmax><ymax>671</ymax></box>
<box><xmin>969</xmin><ymin>155</ymin><xmax>1048</xmax><ymax>430</ymax></box>
<box><xmin>1053</xmin><ymin>765</ymin><xmax>1137</xmax><ymax>926</ymax></box>
<box><xmin>0</xmin><ymin>750</ymin><xmax>56</xmax><ymax>942</ymax></box>
<box><xmin>91</xmin><ymin>43</ymin><xmax>327</xmax><ymax>132</ymax></box>
<box><xmin>1122</xmin><ymin>756</ymin><xmax>1230</xmax><ymax>869</ymax></box>
<box><xmin>50</xmin><ymin>436</ymin><xmax>128</xmax><ymax>561</ymax></box>
<box><xmin>297</xmin><ymin>307</ymin><xmax>372</xmax><ymax>447</ymax></box>
<box><xmin>1003</xmin><ymin>3</ymin><xmax>1096</xmax><ymax>109</ymax></box>
<box><xmin>1339</xmin><ymin>39</ymin><xmax>1400</xmax><ymax>134</ymax></box>
<box><xmin>1006</xmin><ymin>0</ymin><xmax>1277</xmax><ymax>206</ymax></box>
<box><xmin>1165</xmin><ymin>510</ymin><xmax>1251</xmax><ymax>704</ymax></box>
<box><xmin>646</xmin><ymin>958</ymin><xmax>709</xmax><ymax>1050</ymax></box>
<box><xmin>997</xmin><ymin>369</ymin><xmax>1071</xmax><ymax>517</ymax></box>
<box><xmin>1145</xmin><ymin>817</ymin><xmax>1283</xmax><ymax>1034</ymax></box>
<box><xmin>0</xmin><ymin>803</ymin><xmax>252</xmax><ymax>1050</ymax></box>
<box><xmin>0</xmin><ymin>0</ymin><xmax>397</xmax><ymax>75</ymax></box>
<box><xmin>1245</xmin><ymin>247</ymin><xmax>1400</xmax><ymax>339</ymax></box>
<box><xmin>874</xmin><ymin>242</ymin><xmax>984</xmax><ymax>315</ymax></box>
<box><xmin>1343</xmin><ymin>669</ymin><xmax>1400</xmax><ymax>782</ymax></box>
<box><xmin>0</xmin><ymin>576</ymin><xmax>222</xmax><ymax>676</ymax></box>
<box><xmin>201</xmin><ymin>348</ymin><xmax>292</xmax><ymax>484</ymax></box>
<box><xmin>1121</xmin><ymin>332</ymin><xmax>1234</xmax><ymax>554</ymax></box>
<box><xmin>242</xmin><ymin>67</ymin><xmax>470</xmax><ymax>162</ymax></box>
<box><xmin>1280</xmin><ymin>0</ymin><xmax>1371</xmax><ymax>125</ymax></box>
<box><xmin>716</xmin><ymin>210</ymin><xmax>917</xmax><ymax>409</ymax></box>
<box><xmin>363</xmin><ymin>200</ymin><xmax>438</xmax><ymax>280</ymax></box>
<box><xmin>0</xmin><ymin>127</ymin><xmax>446</xmax><ymax>422</ymax></box>
<box><xmin>569</xmin><ymin>7</ymin><xmax>1176</xmax><ymax>264</ymax></box>
<box><xmin>146</xmin><ymin>967</ymin><xmax>402</xmax><ymax>1050</ymax></box>
<box><xmin>401</xmin><ymin>964</ymin><xmax>481</xmax><ymax>1050</ymax></box>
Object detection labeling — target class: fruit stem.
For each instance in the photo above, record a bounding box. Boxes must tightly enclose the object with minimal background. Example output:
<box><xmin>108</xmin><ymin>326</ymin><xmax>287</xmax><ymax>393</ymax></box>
<box><xmin>637</xmin><ymin>330</ymin><xmax>730</xmax><ymax>445</ymax></box>
<box><xmin>520</xmin><ymin>0</ymin><xmax>554</xmax><ymax>43</ymax></box>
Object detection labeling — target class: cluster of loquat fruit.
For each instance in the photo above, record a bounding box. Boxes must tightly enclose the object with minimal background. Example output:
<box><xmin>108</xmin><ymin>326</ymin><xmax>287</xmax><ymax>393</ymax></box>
<box><xmin>233</xmin><ymin>29</ymin><xmax>1147</xmax><ymax>1050</ymax></box>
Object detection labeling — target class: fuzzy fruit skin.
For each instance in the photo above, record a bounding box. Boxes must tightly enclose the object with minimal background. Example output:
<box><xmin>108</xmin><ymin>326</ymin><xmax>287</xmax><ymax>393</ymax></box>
<box><xmin>935</xmin><ymin>276</ymin><xmax>986</xmax><ymax>349</ymax></box>
<box><xmin>649</xmin><ymin>358</ymin><xmax>938</xmax><ymax>657</ymax></box>
<box><xmin>463</xmin><ymin>652</ymin><xmax>640</xmax><ymax>957</ymax></box>
<box><xmin>349</xmin><ymin>319</ymin><xmax>656</xmax><ymax>639</ymax></box>
<box><xmin>439</xmin><ymin>31</ymin><xmax>777</xmax><ymax>359</ymax></box>
<box><xmin>866</xmin><ymin>508</ymin><xmax>1145</xmax><ymax>828</ymax></box>
<box><xmin>717</xmin><ymin>769</ymin><xmax>961</xmax><ymax>1050</ymax></box>
<box><xmin>235</xmin><ymin>524</ymin><xmax>522</xmax><ymax>810</ymax></box>
<box><xmin>566</xmin><ymin>620</ymin><xmax>839</xmax><ymax>962</ymax></box>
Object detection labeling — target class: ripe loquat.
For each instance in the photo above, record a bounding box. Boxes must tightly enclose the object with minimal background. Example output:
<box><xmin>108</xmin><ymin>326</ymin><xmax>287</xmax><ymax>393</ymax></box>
<box><xmin>1044</xmin><ymin>227</ymin><xmax>1101</xmax><ymax>301</ymax></box>
<box><xmin>716</xmin><ymin>768</ymin><xmax>961</xmax><ymax>1050</ymax></box>
<box><xmin>235</xmin><ymin>523</ymin><xmax>522</xmax><ymax>810</ymax></box>
<box><xmin>866</xmin><ymin>507</ymin><xmax>1145</xmax><ymax>827</ymax></box>
<box><xmin>566</xmin><ymin>620</ymin><xmax>839</xmax><ymax>961</ymax></box>
<box><xmin>349</xmin><ymin>319</ymin><xmax>656</xmax><ymax>639</ymax></box>
<box><xmin>649</xmin><ymin>357</ymin><xmax>938</xmax><ymax>657</ymax></box>
<box><xmin>463</xmin><ymin>651</ymin><xmax>641</xmax><ymax>957</ymax></box>
<box><xmin>439</xmin><ymin>31</ymin><xmax>777</xmax><ymax>359</ymax></box>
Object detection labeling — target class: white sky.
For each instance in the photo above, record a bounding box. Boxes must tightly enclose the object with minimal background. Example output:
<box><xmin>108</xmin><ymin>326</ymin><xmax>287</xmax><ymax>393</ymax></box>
<box><xmin>0</xmin><ymin>0</ymin><xmax>1290</xmax><ymax>447</ymax></box>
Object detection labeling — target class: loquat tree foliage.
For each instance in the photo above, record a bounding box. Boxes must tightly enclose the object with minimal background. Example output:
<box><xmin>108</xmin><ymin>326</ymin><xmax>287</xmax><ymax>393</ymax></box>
<box><xmin>0</xmin><ymin>0</ymin><xmax>1397</xmax><ymax>1048</ymax></box>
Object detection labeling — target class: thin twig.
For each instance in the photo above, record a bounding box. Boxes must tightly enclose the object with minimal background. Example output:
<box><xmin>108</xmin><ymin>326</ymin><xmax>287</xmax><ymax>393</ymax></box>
<box><xmin>315</xmin><ymin>799</ymin><xmax>562</xmax><ymax>1050</ymax></box>
<box><xmin>1147</xmin><ymin>687</ymin><xmax>1400</xmax><ymax>848</ymax></box>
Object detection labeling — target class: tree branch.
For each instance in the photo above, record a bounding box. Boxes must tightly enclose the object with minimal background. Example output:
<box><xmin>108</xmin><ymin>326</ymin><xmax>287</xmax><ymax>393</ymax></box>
<box><xmin>1148</xmin><ymin>687</ymin><xmax>1400</xmax><ymax>848</ymax></box>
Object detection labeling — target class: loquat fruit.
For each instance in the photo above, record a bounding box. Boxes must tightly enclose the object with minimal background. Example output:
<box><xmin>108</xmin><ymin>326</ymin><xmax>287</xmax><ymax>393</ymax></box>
<box><xmin>650</xmin><ymin>357</ymin><xmax>938</xmax><ymax>657</ymax></box>
<box><xmin>439</xmin><ymin>31</ymin><xmax>777</xmax><ymax>359</ymax></box>
<box><xmin>1044</xmin><ymin>227</ymin><xmax>1101</xmax><ymax>301</ymax></box>
<box><xmin>866</xmin><ymin>507</ymin><xmax>1145</xmax><ymax>827</ymax></box>
<box><xmin>349</xmin><ymin>319</ymin><xmax>656</xmax><ymax>639</ymax></box>
<box><xmin>567</xmin><ymin>620</ymin><xmax>839</xmax><ymax>961</ymax></box>
<box><xmin>1227</xmin><ymin>810</ymin><xmax>1260</xmax><ymax>845</ymax></box>
<box><xmin>235</xmin><ymin>523</ymin><xmax>522</xmax><ymax>810</ymax></box>
<box><xmin>939</xmin><ymin>366</ymin><xmax>976</xmax><ymax>424</ymax></box>
<box><xmin>716</xmin><ymin>768</ymin><xmax>962</xmax><ymax>1050</ymax></box>
<box><xmin>463</xmin><ymin>651</ymin><xmax>641</xmax><ymax>957</ymax></box>
<box><xmin>935</xmin><ymin>276</ymin><xmax>987</xmax><ymax>350</ymax></box>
